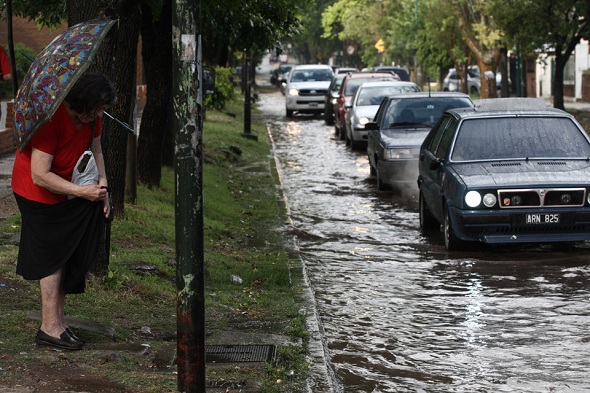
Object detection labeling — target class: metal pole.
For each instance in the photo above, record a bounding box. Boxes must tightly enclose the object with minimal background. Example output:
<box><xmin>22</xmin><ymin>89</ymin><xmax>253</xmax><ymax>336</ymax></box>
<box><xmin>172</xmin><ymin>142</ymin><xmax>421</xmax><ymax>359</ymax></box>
<box><xmin>244</xmin><ymin>50</ymin><xmax>251</xmax><ymax>135</ymax></box>
<box><xmin>173</xmin><ymin>0</ymin><xmax>205</xmax><ymax>391</ymax></box>
<box><xmin>516</xmin><ymin>45</ymin><xmax>521</xmax><ymax>97</ymax></box>
<box><xmin>6</xmin><ymin>0</ymin><xmax>18</xmax><ymax>95</ymax></box>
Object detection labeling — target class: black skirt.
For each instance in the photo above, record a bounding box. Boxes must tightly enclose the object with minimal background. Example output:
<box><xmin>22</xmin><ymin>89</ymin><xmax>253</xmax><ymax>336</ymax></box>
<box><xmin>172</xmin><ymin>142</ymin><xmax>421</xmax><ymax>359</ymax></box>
<box><xmin>14</xmin><ymin>193</ymin><xmax>105</xmax><ymax>294</ymax></box>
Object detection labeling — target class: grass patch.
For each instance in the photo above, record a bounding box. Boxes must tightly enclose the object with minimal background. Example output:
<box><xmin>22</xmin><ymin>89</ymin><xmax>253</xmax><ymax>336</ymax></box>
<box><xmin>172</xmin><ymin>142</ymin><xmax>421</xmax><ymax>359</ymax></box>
<box><xmin>0</xmin><ymin>93</ymin><xmax>308</xmax><ymax>392</ymax></box>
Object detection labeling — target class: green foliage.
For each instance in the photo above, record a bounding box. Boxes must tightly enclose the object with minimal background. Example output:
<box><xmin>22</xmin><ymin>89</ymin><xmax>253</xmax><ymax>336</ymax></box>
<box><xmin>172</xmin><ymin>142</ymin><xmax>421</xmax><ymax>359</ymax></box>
<box><xmin>102</xmin><ymin>269</ymin><xmax>130</xmax><ymax>289</ymax></box>
<box><xmin>204</xmin><ymin>67</ymin><xmax>236</xmax><ymax>111</ymax></box>
<box><xmin>7</xmin><ymin>0</ymin><xmax>67</xmax><ymax>27</ymax></box>
<box><xmin>0</xmin><ymin>43</ymin><xmax>36</xmax><ymax>100</ymax></box>
<box><xmin>202</xmin><ymin>0</ymin><xmax>301</xmax><ymax>56</ymax></box>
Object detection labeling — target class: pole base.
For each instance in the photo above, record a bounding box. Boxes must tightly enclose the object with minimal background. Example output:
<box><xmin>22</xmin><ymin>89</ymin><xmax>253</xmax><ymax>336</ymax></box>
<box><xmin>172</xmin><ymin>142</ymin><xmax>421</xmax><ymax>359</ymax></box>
<box><xmin>241</xmin><ymin>133</ymin><xmax>258</xmax><ymax>141</ymax></box>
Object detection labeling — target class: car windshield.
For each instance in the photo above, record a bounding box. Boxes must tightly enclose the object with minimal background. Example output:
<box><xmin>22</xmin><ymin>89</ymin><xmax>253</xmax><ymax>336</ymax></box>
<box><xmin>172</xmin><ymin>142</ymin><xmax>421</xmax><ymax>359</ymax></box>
<box><xmin>356</xmin><ymin>85</ymin><xmax>420</xmax><ymax>106</ymax></box>
<box><xmin>344</xmin><ymin>77</ymin><xmax>396</xmax><ymax>96</ymax></box>
<box><xmin>290</xmin><ymin>69</ymin><xmax>333</xmax><ymax>82</ymax></box>
<box><xmin>451</xmin><ymin>117</ymin><xmax>590</xmax><ymax>161</ymax></box>
<box><xmin>385</xmin><ymin>97</ymin><xmax>473</xmax><ymax>128</ymax></box>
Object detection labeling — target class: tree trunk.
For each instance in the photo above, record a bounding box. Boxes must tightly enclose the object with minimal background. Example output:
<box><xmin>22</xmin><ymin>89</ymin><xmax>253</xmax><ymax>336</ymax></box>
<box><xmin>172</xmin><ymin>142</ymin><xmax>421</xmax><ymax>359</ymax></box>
<box><xmin>68</xmin><ymin>1</ymin><xmax>140</xmax><ymax>275</ymax></box>
<box><xmin>553</xmin><ymin>50</ymin><xmax>566</xmax><ymax>110</ymax></box>
<box><xmin>68</xmin><ymin>1</ymin><xmax>140</xmax><ymax>217</ymax></box>
<box><xmin>137</xmin><ymin>0</ymin><xmax>173</xmax><ymax>187</ymax></box>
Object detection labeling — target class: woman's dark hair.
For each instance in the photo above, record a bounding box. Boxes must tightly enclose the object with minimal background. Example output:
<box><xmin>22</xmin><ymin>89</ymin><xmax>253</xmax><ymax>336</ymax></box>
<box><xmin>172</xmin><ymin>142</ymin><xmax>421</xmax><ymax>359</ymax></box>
<box><xmin>65</xmin><ymin>72</ymin><xmax>117</xmax><ymax>115</ymax></box>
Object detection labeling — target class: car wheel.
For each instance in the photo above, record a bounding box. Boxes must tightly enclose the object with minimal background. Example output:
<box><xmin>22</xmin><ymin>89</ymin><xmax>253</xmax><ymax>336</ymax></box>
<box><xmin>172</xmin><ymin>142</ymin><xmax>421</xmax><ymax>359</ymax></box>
<box><xmin>286</xmin><ymin>109</ymin><xmax>294</xmax><ymax>118</ymax></box>
<box><xmin>443</xmin><ymin>204</ymin><xmax>464</xmax><ymax>251</ymax></box>
<box><xmin>470</xmin><ymin>86</ymin><xmax>478</xmax><ymax>94</ymax></box>
<box><xmin>419</xmin><ymin>191</ymin><xmax>438</xmax><ymax>233</ymax></box>
<box><xmin>376</xmin><ymin>164</ymin><xmax>390</xmax><ymax>191</ymax></box>
<box><xmin>350</xmin><ymin>134</ymin><xmax>362</xmax><ymax>150</ymax></box>
<box><xmin>325</xmin><ymin>110</ymin><xmax>334</xmax><ymax>125</ymax></box>
<box><xmin>339</xmin><ymin>124</ymin><xmax>346</xmax><ymax>141</ymax></box>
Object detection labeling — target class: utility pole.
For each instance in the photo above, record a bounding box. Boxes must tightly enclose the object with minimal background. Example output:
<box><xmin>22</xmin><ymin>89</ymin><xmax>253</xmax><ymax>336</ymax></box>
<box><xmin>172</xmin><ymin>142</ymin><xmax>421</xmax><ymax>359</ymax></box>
<box><xmin>244</xmin><ymin>49</ymin><xmax>251</xmax><ymax>135</ymax></box>
<box><xmin>172</xmin><ymin>0</ymin><xmax>205</xmax><ymax>392</ymax></box>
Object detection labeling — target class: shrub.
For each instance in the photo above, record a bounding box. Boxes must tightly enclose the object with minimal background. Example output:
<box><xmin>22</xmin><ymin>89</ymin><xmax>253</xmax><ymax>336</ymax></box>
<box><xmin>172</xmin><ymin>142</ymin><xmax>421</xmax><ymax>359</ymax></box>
<box><xmin>0</xmin><ymin>43</ymin><xmax>36</xmax><ymax>100</ymax></box>
<box><xmin>204</xmin><ymin>66</ymin><xmax>236</xmax><ymax>110</ymax></box>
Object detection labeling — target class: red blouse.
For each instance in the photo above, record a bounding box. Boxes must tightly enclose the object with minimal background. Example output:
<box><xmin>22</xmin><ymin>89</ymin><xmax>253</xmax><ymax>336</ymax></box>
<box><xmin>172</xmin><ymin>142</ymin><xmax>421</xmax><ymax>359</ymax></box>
<box><xmin>11</xmin><ymin>103</ymin><xmax>103</xmax><ymax>204</ymax></box>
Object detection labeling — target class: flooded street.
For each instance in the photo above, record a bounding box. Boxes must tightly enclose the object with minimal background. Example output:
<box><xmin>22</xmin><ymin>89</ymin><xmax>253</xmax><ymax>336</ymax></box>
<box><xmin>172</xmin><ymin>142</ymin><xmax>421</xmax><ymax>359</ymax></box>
<box><xmin>257</xmin><ymin>87</ymin><xmax>590</xmax><ymax>392</ymax></box>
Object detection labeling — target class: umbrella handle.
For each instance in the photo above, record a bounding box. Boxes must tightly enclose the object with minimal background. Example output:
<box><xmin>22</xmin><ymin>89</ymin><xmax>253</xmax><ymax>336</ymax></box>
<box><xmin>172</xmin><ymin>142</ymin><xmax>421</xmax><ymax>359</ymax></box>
<box><xmin>104</xmin><ymin>111</ymin><xmax>135</xmax><ymax>134</ymax></box>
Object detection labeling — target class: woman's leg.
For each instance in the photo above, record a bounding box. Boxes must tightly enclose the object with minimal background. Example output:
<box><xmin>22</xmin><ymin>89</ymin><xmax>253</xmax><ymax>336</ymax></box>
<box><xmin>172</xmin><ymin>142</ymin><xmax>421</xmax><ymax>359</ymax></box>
<box><xmin>39</xmin><ymin>267</ymin><xmax>66</xmax><ymax>337</ymax></box>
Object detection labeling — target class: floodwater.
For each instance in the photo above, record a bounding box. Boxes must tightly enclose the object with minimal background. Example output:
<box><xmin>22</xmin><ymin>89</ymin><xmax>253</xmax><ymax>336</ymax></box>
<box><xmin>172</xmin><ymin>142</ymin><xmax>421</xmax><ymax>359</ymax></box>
<box><xmin>257</xmin><ymin>88</ymin><xmax>590</xmax><ymax>393</ymax></box>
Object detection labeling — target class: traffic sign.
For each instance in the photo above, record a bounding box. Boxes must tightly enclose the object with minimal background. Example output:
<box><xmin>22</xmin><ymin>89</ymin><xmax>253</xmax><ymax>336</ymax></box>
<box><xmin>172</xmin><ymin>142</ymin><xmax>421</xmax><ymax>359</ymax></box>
<box><xmin>375</xmin><ymin>39</ymin><xmax>385</xmax><ymax>53</ymax></box>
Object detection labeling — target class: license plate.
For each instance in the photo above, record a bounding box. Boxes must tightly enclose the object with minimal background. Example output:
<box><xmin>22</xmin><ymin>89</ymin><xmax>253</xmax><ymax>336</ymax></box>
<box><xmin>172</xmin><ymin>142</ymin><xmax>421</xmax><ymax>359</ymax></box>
<box><xmin>308</xmin><ymin>102</ymin><xmax>318</xmax><ymax>107</ymax></box>
<box><xmin>525</xmin><ymin>213</ymin><xmax>560</xmax><ymax>224</ymax></box>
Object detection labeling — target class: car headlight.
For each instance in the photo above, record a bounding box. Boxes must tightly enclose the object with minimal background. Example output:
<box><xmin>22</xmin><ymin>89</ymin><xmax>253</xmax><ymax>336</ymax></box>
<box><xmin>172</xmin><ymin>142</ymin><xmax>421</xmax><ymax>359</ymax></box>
<box><xmin>288</xmin><ymin>88</ymin><xmax>299</xmax><ymax>96</ymax></box>
<box><xmin>482</xmin><ymin>193</ymin><xmax>497</xmax><ymax>207</ymax></box>
<box><xmin>331</xmin><ymin>98</ymin><xmax>338</xmax><ymax>105</ymax></box>
<box><xmin>359</xmin><ymin>117</ymin><xmax>370</xmax><ymax>125</ymax></box>
<box><xmin>465</xmin><ymin>191</ymin><xmax>482</xmax><ymax>208</ymax></box>
<box><xmin>383</xmin><ymin>148</ymin><xmax>413</xmax><ymax>159</ymax></box>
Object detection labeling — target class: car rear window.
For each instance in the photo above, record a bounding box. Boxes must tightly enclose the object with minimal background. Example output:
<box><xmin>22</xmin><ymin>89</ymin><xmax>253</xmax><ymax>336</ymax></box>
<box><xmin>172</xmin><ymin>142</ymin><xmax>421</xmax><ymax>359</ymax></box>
<box><xmin>451</xmin><ymin>117</ymin><xmax>590</xmax><ymax>161</ymax></box>
<box><xmin>357</xmin><ymin>85</ymin><xmax>420</xmax><ymax>106</ymax></box>
<box><xmin>344</xmin><ymin>77</ymin><xmax>396</xmax><ymax>96</ymax></box>
<box><xmin>384</xmin><ymin>97</ymin><xmax>473</xmax><ymax>127</ymax></box>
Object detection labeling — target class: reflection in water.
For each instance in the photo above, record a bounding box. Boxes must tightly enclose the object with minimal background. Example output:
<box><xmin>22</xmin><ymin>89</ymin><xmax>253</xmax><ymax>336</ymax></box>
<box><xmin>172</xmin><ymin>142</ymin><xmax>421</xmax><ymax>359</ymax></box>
<box><xmin>259</xmin><ymin>90</ymin><xmax>590</xmax><ymax>392</ymax></box>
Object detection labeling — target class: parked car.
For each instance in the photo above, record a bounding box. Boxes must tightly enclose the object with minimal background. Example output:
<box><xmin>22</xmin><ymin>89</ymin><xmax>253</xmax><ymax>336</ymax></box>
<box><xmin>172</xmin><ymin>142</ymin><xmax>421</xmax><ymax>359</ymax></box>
<box><xmin>334</xmin><ymin>67</ymin><xmax>359</xmax><ymax>74</ymax></box>
<box><xmin>324</xmin><ymin>74</ymin><xmax>346</xmax><ymax>125</ymax></box>
<box><xmin>333</xmin><ymin>72</ymin><xmax>400</xmax><ymax>139</ymax></box>
<box><xmin>442</xmin><ymin>66</ymin><xmax>480</xmax><ymax>94</ymax></box>
<box><xmin>270</xmin><ymin>63</ymin><xmax>295</xmax><ymax>86</ymax></box>
<box><xmin>374</xmin><ymin>66</ymin><xmax>411</xmax><ymax>81</ymax></box>
<box><xmin>344</xmin><ymin>81</ymin><xmax>421</xmax><ymax>150</ymax></box>
<box><xmin>366</xmin><ymin>92</ymin><xmax>473</xmax><ymax>191</ymax></box>
<box><xmin>417</xmin><ymin>98</ymin><xmax>590</xmax><ymax>250</ymax></box>
<box><xmin>285</xmin><ymin>64</ymin><xmax>334</xmax><ymax>117</ymax></box>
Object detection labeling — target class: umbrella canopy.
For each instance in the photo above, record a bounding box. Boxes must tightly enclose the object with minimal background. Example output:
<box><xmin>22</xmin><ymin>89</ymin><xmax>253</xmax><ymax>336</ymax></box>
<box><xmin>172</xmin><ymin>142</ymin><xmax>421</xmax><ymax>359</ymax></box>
<box><xmin>13</xmin><ymin>18</ymin><xmax>117</xmax><ymax>151</ymax></box>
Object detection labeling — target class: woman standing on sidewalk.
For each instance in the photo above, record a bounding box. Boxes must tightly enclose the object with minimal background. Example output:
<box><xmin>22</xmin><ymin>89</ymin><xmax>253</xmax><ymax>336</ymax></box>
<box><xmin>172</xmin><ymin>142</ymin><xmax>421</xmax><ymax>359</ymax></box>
<box><xmin>11</xmin><ymin>73</ymin><xmax>116</xmax><ymax>350</ymax></box>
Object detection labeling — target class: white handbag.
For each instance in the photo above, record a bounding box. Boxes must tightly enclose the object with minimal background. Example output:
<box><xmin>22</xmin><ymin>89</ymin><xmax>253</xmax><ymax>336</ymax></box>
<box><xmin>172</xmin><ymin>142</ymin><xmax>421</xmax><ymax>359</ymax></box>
<box><xmin>68</xmin><ymin>122</ymin><xmax>99</xmax><ymax>199</ymax></box>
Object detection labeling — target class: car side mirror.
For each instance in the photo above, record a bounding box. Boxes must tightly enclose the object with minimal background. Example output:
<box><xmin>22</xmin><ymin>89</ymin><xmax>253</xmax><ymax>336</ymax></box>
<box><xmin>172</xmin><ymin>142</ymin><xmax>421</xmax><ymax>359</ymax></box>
<box><xmin>364</xmin><ymin>121</ymin><xmax>378</xmax><ymax>130</ymax></box>
<box><xmin>429</xmin><ymin>157</ymin><xmax>442</xmax><ymax>170</ymax></box>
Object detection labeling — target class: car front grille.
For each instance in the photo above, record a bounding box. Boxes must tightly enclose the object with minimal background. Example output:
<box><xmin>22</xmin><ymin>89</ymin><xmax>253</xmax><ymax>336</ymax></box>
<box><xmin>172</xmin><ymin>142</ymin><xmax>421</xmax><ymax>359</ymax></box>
<box><xmin>498</xmin><ymin>188</ymin><xmax>586</xmax><ymax>208</ymax></box>
<box><xmin>298</xmin><ymin>89</ymin><xmax>327</xmax><ymax>96</ymax></box>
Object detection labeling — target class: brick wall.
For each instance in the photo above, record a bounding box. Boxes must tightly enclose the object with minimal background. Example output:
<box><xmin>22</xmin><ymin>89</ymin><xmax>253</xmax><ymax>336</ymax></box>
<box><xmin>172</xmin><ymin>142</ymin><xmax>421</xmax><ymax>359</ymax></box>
<box><xmin>0</xmin><ymin>128</ymin><xmax>15</xmax><ymax>155</ymax></box>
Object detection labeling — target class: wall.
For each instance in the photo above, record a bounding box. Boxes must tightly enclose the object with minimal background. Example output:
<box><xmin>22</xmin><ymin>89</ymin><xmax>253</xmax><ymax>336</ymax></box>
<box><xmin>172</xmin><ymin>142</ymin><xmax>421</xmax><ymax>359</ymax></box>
<box><xmin>583</xmin><ymin>74</ymin><xmax>590</xmax><ymax>102</ymax></box>
<box><xmin>575</xmin><ymin>41</ymin><xmax>590</xmax><ymax>99</ymax></box>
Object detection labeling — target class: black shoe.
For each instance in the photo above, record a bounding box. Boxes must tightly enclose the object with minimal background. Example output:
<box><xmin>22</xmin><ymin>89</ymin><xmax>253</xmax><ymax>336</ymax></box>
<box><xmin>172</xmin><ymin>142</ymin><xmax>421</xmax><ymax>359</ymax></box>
<box><xmin>65</xmin><ymin>327</ymin><xmax>85</xmax><ymax>344</ymax></box>
<box><xmin>35</xmin><ymin>329</ymin><xmax>84</xmax><ymax>350</ymax></box>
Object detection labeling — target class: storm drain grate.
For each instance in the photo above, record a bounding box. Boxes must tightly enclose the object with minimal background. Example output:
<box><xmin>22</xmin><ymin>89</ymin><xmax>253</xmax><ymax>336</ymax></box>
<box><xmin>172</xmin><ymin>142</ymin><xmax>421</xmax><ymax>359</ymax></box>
<box><xmin>206</xmin><ymin>344</ymin><xmax>276</xmax><ymax>363</ymax></box>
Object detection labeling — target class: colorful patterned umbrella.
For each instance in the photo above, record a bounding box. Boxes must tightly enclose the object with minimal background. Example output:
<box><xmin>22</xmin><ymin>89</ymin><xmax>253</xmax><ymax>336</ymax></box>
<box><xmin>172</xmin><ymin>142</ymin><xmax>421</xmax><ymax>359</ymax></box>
<box><xmin>13</xmin><ymin>18</ymin><xmax>117</xmax><ymax>151</ymax></box>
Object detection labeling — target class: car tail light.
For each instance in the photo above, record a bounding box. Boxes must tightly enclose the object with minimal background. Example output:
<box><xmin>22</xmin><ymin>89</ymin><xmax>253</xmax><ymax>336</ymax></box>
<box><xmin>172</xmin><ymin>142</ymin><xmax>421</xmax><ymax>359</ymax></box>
<box><xmin>384</xmin><ymin>148</ymin><xmax>412</xmax><ymax>159</ymax></box>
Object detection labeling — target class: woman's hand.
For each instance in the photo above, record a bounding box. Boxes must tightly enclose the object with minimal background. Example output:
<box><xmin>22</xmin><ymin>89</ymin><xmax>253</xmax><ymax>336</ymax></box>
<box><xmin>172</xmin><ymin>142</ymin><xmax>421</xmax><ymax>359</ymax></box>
<box><xmin>78</xmin><ymin>184</ymin><xmax>108</xmax><ymax>202</ymax></box>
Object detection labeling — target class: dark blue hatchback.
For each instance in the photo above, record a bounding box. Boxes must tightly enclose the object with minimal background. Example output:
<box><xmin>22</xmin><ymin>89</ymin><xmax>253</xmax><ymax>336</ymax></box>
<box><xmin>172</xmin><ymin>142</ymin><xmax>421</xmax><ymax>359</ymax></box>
<box><xmin>417</xmin><ymin>98</ymin><xmax>590</xmax><ymax>250</ymax></box>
